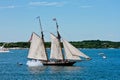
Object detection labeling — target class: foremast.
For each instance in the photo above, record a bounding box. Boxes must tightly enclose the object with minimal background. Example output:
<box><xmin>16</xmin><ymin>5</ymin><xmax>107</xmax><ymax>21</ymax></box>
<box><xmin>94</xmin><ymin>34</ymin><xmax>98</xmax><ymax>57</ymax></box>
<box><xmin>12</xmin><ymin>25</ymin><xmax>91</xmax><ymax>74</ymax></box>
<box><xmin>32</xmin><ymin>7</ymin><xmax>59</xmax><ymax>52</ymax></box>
<box><xmin>37</xmin><ymin>16</ymin><xmax>48</xmax><ymax>61</ymax></box>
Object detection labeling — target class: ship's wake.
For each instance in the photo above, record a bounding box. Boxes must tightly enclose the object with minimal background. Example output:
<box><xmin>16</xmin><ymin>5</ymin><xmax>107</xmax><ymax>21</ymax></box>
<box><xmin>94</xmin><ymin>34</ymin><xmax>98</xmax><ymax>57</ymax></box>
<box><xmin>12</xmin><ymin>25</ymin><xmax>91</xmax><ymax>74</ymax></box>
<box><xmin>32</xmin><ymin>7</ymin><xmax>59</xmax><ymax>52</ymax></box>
<box><xmin>26</xmin><ymin>60</ymin><xmax>43</xmax><ymax>67</ymax></box>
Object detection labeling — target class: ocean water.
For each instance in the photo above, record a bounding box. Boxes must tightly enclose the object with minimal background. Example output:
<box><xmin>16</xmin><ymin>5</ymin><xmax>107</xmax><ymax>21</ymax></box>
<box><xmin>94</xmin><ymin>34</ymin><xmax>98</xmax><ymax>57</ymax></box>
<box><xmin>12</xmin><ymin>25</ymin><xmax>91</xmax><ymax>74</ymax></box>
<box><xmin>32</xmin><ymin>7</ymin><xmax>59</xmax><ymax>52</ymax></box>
<box><xmin>0</xmin><ymin>49</ymin><xmax>120</xmax><ymax>80</ymax></box>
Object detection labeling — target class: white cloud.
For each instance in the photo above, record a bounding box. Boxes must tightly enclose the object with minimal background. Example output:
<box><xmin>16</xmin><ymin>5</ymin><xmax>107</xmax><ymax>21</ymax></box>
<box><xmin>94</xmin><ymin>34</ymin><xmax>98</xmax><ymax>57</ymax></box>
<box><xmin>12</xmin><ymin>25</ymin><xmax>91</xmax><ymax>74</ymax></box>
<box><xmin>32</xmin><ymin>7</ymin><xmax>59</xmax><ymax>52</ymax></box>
<box><xmin>29</xmin><ymin>1</ymin><xmax>64</xmax><ymax>7</ymax></box>
<box><xmin>0</xmin><ymin>5</ymin><xmax>15</xmax><ymax>9</ymax></box>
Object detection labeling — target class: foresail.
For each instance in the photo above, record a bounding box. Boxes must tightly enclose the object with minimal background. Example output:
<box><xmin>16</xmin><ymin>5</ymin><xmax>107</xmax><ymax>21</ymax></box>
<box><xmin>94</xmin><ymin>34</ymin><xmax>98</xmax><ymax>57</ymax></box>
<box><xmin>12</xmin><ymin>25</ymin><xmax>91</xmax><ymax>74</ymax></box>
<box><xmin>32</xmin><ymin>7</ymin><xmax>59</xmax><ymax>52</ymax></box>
<box><xmin>28</xmin><ymin>32</ymin><xmax>47</xmax><ymax>61</ymax></box>
<box><xmin>63</xmin><ymin>39</ymin><xmax>81</xmax><ymax>60</ymax></box>
<box><xmin>62</xmin><ymin>39</ymin><xmax>90</xmax><ymax>59</ymax></box>
<box><xmin>50</xmin><ymin>33</ymin><xmax>63</xmax><ymax>60</ymax></box>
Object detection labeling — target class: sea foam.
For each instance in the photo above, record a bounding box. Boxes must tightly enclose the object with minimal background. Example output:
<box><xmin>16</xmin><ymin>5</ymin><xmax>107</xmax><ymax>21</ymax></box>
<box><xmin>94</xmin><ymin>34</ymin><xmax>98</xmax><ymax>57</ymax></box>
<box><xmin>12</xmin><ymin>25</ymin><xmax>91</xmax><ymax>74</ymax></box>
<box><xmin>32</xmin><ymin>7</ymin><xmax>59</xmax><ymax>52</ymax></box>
<box><xmin>26</xmin><ymin>60</ymin><xmax>43</xmax><ymax>67</ymax></box>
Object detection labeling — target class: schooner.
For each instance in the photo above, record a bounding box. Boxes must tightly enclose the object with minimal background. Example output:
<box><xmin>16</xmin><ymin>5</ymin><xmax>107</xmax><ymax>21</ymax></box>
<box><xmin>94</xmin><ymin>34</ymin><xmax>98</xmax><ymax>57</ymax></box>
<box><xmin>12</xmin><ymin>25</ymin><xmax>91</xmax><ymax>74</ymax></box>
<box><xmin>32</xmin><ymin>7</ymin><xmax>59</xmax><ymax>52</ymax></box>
<box><xmin>27</xmin><ymin>17</ymin><xmax>91</xmax><ymax>66</ymax></box>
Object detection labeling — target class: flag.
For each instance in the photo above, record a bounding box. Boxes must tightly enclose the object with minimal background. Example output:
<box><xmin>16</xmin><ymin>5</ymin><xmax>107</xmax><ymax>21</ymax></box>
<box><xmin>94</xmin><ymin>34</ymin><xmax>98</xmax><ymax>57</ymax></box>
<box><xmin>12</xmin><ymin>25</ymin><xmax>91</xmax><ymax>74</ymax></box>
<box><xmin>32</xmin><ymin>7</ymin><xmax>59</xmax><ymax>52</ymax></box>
<box><xmin>36</xmin><ymin>16</ymin><xmax>40</xmax><ymax>19</ymax></box>
<box><xmin>53</xmin><ymin>18</ymin><xmax>59</xmax><ymax>30</ymax></box>
<box><xmin>53</xmin><ymin>18</ymin><xmax>56</xmax><ymax>21</ymax></box>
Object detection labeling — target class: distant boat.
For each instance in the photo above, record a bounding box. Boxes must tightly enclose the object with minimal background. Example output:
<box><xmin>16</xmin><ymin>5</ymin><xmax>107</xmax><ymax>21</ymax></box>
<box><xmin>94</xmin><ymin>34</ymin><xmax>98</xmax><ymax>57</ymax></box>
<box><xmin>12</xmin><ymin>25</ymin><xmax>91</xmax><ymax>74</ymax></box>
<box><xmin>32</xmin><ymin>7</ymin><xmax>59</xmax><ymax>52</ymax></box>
<box><xmin>102</xmin><ymin>56</ymin><xmax>106</xmax><ymax>59</ymax></box>
<box><xmin>27</xmin><ymin>17</ymin><xmax>91</xmax><ymax>66</ymax></box>
<box><xmin>98</xmin><ymin>53</ymin><xmax>107</xmax><ymax>59</ymax></box>
<box><xmin>0</xmin><ymin>43</ymin><xmax>9</xmax><ymax>53</ymax></box>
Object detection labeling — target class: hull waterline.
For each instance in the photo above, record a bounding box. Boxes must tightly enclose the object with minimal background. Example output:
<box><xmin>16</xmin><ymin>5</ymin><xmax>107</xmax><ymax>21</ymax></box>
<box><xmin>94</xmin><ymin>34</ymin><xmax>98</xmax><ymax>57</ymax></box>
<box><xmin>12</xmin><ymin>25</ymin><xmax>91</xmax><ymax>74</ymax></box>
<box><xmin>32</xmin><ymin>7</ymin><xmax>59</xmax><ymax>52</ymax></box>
<box><xmin>42</xmin><ymin>61</ymin><xmax>76</xmax><ymax>66</ymax></box>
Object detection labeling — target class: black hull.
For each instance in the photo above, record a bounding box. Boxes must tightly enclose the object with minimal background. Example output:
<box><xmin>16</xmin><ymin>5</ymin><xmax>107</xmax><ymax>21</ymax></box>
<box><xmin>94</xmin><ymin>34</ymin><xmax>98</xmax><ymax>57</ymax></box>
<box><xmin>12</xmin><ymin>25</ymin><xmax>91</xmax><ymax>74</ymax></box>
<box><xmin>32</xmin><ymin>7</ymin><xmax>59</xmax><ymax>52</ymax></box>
<box><xmin>42</xmin><ymin>61</ymin><xmax>76</xmax><ymax>66</ymax></box>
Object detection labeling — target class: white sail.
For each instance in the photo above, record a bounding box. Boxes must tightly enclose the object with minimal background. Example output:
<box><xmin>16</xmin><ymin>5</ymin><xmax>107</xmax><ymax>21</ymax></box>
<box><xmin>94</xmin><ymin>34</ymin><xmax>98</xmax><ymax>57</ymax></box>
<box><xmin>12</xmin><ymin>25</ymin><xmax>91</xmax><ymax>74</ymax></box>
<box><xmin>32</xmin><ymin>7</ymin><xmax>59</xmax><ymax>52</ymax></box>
<box><xmin>27</xmin><ymin>32</ymin><xmax>47</xmax><ymax>61</ymax></box>
<box><xmin>0</xmin><ymin>43</ymin><xmax>9</xmax><ymax>53</ymax></box>
<box><xmin>62</xmin><ymin>39</ymin><xmax>90</xmax><ymax>59</ymax></box>
<box><xmin>50</xmin><ymin>33</ymin><xmax>63</xmax><ymax>60</ymax></box>
<box><xmin>63</xmin><ymin>39</ymin><xmax>81</xmax><ymax>60</ymax></box>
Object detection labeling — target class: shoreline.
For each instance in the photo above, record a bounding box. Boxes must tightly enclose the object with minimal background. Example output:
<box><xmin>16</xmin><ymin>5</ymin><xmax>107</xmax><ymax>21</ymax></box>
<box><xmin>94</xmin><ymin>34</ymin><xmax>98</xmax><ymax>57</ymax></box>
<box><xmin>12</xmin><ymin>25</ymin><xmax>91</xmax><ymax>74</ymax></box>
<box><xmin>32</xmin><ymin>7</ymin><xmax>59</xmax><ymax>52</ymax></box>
<box><xmin>8</xmin><ymin>47</ymin><xmax>29</xmax><ymax>50</ymax></box>
<box><xmin>7</xmin><ymin>47</ymin><xmax>120</xmax><ymax>50</ymax></box>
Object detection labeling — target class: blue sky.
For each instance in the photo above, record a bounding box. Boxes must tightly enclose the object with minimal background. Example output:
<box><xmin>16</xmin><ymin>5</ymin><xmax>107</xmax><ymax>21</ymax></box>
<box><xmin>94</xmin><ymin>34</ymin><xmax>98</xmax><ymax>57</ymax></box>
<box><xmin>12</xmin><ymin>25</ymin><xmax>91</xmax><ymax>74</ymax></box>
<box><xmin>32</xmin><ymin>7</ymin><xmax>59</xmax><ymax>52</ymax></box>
<box><xmin>0</xmin><ymin>0</ymin><xmax>120</xmax><ymax>42</ymax></box>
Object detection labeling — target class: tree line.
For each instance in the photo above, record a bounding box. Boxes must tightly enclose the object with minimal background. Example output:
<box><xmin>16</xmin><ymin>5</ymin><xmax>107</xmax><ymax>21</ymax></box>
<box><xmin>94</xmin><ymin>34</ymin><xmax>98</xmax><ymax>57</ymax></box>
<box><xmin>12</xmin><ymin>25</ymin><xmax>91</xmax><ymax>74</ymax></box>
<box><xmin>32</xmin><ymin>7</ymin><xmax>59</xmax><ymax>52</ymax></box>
<box><xmin>0</xmin><ymin>40</ymin><xmax>120</xmax><ymax>48</ymax></box>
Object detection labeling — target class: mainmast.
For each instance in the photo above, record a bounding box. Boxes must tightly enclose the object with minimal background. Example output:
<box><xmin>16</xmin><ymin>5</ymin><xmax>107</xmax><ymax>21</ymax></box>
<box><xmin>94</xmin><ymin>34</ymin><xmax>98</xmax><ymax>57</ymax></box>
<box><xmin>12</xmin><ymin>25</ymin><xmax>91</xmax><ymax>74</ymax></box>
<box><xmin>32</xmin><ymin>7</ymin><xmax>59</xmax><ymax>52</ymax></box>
<box><xmin>36</xmin><ymin>16</ymin><xmax>48</xmax><ymax>61</ymax></box>
<box><xmin>53</xmin><ymin>18</ymin><xmax>65</xmax><ymax>60</ymax></box>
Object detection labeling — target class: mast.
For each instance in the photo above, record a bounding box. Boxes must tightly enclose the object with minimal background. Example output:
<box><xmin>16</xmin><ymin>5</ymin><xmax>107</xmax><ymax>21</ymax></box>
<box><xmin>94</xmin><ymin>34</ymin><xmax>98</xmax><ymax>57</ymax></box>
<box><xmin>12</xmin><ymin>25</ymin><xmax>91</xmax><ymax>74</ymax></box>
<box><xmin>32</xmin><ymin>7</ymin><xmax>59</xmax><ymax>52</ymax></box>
<box><xmin>53</xmin><ymin>18</ymin><xmax>65</xmax><ymax>60</ymax></box>
<box><xmin>36</xmin><ymin>16</ymin><xmax>48</xmax><ymax>61</ymax></box>
<box><xmin>37</xmin><ymin>16</ymin><xmax>44</xmax><ymax>39</ymax></box>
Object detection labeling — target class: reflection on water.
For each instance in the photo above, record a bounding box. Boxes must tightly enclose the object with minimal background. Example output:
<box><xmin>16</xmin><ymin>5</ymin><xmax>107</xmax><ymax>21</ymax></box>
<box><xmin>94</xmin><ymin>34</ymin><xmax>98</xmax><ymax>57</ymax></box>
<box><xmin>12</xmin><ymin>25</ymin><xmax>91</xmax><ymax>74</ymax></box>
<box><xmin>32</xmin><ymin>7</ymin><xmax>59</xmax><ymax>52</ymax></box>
<box><xmin>27</xmin><ymin>66</ymin><xmax>48</xmax><ymax>74</ymax></box>
<box><xmin>49</xmin><ymin>66</ymin><xmax>82</xmax><ymax>71</ymax></box>
<box><xmin>27</xmin><ymin>65</ymin><xmax>82</xmax><ymax>74</ymax></box>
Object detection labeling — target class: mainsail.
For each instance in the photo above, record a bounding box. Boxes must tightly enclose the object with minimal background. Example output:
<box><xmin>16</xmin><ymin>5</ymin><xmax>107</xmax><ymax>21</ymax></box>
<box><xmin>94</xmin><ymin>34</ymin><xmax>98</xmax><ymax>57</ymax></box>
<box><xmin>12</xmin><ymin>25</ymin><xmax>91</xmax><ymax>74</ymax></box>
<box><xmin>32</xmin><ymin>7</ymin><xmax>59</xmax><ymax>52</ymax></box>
<box><xmin>27</xmin><ymin>32</ymin><xmax>47</xmax><ymax>61</ymax></box>
<box><xmin>62</xmin><ymin>39</ymin><xmax>90</xmax><ymax>59</ymax></box>
<box><xmin>50</xmin><ymin>33</ymin><xmax>63</xmax><ymax>60</ymax></box>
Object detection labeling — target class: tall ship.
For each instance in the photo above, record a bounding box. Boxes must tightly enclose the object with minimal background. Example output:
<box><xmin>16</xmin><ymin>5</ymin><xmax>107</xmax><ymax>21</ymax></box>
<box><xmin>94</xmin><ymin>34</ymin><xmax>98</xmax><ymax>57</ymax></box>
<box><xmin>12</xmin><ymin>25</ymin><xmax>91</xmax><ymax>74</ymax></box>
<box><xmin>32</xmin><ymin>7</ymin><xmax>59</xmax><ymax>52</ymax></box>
<box><xmin>27</xmin><ymin>17</ymin><xmax>91</xmax><ymax>66</ymax></box>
